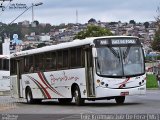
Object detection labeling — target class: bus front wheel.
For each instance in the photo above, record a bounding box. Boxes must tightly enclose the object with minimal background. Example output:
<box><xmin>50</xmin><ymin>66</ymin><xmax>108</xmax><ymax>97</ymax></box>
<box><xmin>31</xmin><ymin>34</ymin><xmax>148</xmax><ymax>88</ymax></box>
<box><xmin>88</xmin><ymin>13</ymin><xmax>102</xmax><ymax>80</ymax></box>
<box><xmin>73</xmin><ymin>86</ymin><xmax>84</xmax><ymax>106</ymax></box>
<box><xmin>115</xmin><ymin>96</ymin><xmax>125</xmax><ymax>104</ymax></box>
<box><xmin>58</xmin><ymin>98</ymin><xmax>72</xmax><ymax>104</ymax></box>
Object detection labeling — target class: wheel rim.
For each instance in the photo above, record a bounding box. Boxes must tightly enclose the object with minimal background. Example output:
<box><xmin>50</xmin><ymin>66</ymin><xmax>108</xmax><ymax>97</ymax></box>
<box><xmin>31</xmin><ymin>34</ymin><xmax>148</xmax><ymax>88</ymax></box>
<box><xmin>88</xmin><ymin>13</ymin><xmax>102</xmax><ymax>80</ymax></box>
<box><xmin>74</xmin><ymin>90</ymin><xmax>79</xmax><ymax>102</ymax></box>
<box><xmin>27</xmin><ymin>91</ymin><xmax>31</xmax><ymax>103</ymax></box>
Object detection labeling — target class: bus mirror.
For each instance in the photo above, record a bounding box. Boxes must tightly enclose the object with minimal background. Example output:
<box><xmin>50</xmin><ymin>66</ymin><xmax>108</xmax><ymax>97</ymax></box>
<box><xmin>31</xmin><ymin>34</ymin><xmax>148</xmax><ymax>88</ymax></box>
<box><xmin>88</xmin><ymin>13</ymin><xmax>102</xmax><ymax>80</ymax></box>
<box><xmin>92</xmin><ymin>48</ymin><xmax>97</xmax><ymax>58</ymax></box>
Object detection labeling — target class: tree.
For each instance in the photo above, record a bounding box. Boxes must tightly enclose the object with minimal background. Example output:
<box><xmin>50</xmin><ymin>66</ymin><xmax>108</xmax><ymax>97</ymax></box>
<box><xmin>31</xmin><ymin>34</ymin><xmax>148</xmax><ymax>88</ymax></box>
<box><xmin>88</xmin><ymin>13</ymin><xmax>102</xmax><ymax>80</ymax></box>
<box><xmin>129</xmin><ymin>20</ymin><xmax>136</xmax><ymax>25</ymax></box>
<box><xmin>33</xmin><ymin>20</ymin><xmax>39</xmax><ymax>26</ymax></box>
<box><xmin>152</xmin><ymin>30</ymin><xmax>160</xmax><ymax>51</ymax></box>
<box><xmin>144</xmin><ymin>22</ymin><xmax>150</xmax><ymax>29</ymax></box>
<box><xmin>74</xmin><ymin>25</ymin><xmax>113</xmax><ymax>39</ymax></box>
<box><xmin>151</xmin><ymin>6</ymin><xmax>160</xmax><ymax>51</ymax></box>
<box><xmin>37</xmin><ymin>43</ymin><xmax>46</xmax><ymax>48</ymax></box>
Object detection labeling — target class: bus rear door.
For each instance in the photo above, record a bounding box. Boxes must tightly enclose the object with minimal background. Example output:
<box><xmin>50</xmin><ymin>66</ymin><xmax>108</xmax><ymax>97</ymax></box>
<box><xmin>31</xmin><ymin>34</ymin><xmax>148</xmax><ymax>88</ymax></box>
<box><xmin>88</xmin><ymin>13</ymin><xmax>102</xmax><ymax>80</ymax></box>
<box><xmin>11</xmin><ymin>59</ymin><xmax>23</xmax><ymax>98</ymax></box>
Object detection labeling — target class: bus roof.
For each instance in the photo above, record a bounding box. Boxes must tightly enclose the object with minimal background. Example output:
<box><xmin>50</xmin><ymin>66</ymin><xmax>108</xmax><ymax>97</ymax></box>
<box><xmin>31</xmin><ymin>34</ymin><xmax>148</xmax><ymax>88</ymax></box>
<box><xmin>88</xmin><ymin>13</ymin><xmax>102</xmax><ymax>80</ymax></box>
<box><xmin>0</xmin><ymin>55</ymin><xmax>10</xmax><ymax>59</ymax></box>
<box><xmin>10</xmin><ymin>36</ymin><xmax>138</xmax><ymax>58</ymax></box>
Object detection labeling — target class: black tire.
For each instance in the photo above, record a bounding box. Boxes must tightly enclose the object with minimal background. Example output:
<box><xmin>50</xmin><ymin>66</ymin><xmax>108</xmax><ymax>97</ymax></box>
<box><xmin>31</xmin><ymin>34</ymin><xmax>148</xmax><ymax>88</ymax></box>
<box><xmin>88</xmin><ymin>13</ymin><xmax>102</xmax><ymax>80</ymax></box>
<box><xmin>26</xmin><ymin>88</ymin><xmax>34</xmax><ymax>104</ymax></box>
<box><xmin>73</xmin><ymin>85</ymin><xmax>84</xmax><ymax>106</ymax></box>
<box><xmin>115</xmin><ymin>96</ymin><xmax>125</xmax><ymax>104</ymax></box>
<box><xmin>34</xmin><ymin>99</ymin><xmax>42</xmax><ymax>104</ymax></box>
<box><xmin>58</xmin><ymin>98</ymin><xmax>72</xmax><ymax>104</ymax></box>
<box><xmin>26</xmin><ymin>88</ymin><xmax>42</xmax><ymax>104</ymax></box>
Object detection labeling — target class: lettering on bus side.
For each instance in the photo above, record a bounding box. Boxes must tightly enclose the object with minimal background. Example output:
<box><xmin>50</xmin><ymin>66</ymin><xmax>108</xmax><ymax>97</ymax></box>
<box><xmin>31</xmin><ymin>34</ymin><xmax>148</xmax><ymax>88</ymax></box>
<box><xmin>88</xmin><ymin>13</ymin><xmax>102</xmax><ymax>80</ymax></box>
<box><xmin>50</xmin><ymin>71</ymin><xmax>79</xmax><ymax>84</ymax></box>
<box><xmin>2</xmin><ymin>76</ymin><xmax>10</xmax><ymax>79</ymax></box>
<box><xmin>25</xmin><ymin>81</ymin><xmax>30</xmax><ymax>85</ymax></box>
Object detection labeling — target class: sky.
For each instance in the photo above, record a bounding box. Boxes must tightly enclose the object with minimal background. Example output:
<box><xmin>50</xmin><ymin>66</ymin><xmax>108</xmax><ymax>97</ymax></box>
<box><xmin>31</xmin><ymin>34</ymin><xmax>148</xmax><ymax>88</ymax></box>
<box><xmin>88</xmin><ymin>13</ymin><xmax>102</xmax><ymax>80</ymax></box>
<box><xmin>0</xmin><ymin>0</ymin><xmax>160</xmax><ymax>25</ymax></box>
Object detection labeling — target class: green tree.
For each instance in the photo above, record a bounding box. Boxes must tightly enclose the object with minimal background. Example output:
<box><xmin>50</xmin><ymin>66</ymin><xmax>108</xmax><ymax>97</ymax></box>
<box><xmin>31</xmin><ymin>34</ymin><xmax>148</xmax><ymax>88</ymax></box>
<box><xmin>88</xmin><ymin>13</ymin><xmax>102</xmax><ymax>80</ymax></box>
<box><xmin>74</xmin><ymin>25</ymin><xmax>112</xmax><ymax>39</ymax></box>
<box><xmin>129</xmin><ymin>20</ymin><xmax>136</xmax><ymax>25</ymax></box>
<box><xmin>144</xmin><ymin>22</ymin><xmax>150</xmax><ymax>29</ymax></box>
<box><xmin>152</xmin><ymin>30</ymin><xmax>160</xmax><ymax>51</ymax></box>
<box><xmin>151</xmin><ymin>6</ymin><xmax>160</xmax><ymax>51</ymax></box>
<box><xmin>37</xmin><ymin>43</ymin><xmax>46</xmax><ymax>48</ymax></box>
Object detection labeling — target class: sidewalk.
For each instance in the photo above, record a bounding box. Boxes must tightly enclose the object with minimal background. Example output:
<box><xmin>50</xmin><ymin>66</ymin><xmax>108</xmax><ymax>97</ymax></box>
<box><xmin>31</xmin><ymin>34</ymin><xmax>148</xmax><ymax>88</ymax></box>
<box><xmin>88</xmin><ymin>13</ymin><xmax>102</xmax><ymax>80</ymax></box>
<box><xmin>0</xmin><ymin>96</ymin><xmax>17</xmax><ymax>112</ymax></box>
<box><xmin>0</xmin><ymin>91</ymin><xmax>10</xmax><ymax>96</ymax></box>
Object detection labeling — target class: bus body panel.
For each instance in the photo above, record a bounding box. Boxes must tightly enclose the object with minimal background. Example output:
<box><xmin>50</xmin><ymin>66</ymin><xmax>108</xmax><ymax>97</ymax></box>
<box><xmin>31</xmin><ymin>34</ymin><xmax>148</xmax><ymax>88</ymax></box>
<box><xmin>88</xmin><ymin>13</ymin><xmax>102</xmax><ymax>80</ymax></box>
<box><xmin>0</xmin><ymin>55</ymin><xmax>10</xmax><ymax>93</ymax></box>
<box><xmin>96</xmin><ymin>85</ymin><xmax>146</xmax><ymax>98</ymax></box>
<box><xmin>0</xmin><ymin>71</ymin><xmax>10</xmax><ymax>91</ymax></box>
<box><xmin>10</xmin><ymin>75</ymin><xmax>19</xmax><ymax>98</ymax></box>
<box><xmin>10</xmin><ymin>36</ymin><xmax>146</xmax><ymax>104</ymax></box>
<box><xmin>21</xmin><ymin>68</ymin><xmax>88</xmax><ymax>99</ymax></box>
<box><xmin>94</xmin><ymin>74</ymin><xmax>146</xmax><ymax>98</ymax></box>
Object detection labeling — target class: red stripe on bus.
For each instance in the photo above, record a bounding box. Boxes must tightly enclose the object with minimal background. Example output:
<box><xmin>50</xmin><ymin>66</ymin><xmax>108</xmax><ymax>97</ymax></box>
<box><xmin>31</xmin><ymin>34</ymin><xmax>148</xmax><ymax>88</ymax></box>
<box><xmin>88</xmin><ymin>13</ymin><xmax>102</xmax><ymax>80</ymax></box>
<box><xmin>38</xmin><ymin>72</ymin><xmax>64</xmax><ymax>97</ymax></box>
<box><xmin>119</xmin><ymin>78</ymin><xmax>130</xmax><ymax>88</ymax></box>
<box><xmin>28</xmin><ymin>75</ymin><xmax>51</xmax><ymax>99</ymax></box>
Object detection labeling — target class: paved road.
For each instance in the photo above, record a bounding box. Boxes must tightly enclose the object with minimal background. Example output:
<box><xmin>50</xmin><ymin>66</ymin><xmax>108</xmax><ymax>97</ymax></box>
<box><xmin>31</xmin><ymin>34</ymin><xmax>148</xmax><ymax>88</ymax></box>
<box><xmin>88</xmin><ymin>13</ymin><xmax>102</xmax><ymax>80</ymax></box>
<box><xmin>0</xmin><ymin>90</ymin><xmax>160</xmax><ymax>120</ymax></box>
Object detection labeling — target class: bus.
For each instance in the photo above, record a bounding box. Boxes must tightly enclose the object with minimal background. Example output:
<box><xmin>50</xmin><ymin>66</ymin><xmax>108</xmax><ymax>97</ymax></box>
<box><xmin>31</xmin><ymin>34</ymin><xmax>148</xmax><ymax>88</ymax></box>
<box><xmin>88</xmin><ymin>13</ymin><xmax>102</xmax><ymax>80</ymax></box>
<box><xmin>0</xmin><ymin>55</ymin><xmax>10</xmax><ymax>92</ymax></box>
<box><xmin>10</xmin><ymin>36</ymin><xmax>146</xmax><ymax>105</ymax></box>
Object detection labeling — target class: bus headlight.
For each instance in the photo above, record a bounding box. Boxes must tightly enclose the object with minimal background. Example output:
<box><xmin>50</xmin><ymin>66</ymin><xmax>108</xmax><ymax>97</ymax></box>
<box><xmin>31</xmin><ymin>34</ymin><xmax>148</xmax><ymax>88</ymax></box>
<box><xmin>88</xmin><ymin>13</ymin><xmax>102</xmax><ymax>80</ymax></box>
<box><xmin>97</xmin><ymin>79</ymin><xmax>101</xmax><ymax>84</ymax></box>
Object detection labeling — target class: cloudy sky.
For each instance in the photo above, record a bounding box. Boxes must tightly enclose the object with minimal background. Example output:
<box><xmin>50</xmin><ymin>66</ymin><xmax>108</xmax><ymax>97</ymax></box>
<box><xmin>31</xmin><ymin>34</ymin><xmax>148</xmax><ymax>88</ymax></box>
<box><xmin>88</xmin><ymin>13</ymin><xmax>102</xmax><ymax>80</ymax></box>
<box><xmin>0</xmin><ymin>0</ymin><xmax>160</xmax><ymax>25</ymax></box>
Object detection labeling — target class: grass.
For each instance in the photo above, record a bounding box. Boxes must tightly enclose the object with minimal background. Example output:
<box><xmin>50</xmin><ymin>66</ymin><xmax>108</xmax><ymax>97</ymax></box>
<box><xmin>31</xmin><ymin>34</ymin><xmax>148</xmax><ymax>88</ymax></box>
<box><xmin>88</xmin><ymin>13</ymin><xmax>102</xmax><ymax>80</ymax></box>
<box><xmin>146</xmin><ymin>74</ymin><xmax>158</xmax><ymax>88</ymax></box>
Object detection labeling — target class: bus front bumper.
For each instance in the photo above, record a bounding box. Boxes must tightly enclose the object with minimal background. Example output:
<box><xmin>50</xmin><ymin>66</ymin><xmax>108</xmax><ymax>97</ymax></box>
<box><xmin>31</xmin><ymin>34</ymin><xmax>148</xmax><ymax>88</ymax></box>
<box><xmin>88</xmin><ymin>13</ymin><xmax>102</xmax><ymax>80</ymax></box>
<box><xmin>95</xmin><ymin>85</ymin><xmax>146</xmax><ymax>98</ymax></box>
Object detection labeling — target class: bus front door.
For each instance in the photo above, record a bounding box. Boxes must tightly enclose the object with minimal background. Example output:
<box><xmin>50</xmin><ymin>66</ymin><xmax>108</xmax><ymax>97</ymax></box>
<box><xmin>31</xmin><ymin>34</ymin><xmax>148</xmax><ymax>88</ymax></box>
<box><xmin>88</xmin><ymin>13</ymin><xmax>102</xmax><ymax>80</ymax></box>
<box><xmin>85</xmin><ymin>48</ymin><xmax>95</xmax><ymax>97</ymax></box>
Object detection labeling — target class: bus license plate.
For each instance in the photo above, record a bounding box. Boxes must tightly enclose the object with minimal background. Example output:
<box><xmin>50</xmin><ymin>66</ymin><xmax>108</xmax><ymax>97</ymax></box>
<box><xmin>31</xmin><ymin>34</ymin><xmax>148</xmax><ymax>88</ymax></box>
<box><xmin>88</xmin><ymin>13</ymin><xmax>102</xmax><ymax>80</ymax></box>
<box><xmin>120</xmin><ymin>91</ymin><xmax>129</xmax><ymax>96</ymax></box>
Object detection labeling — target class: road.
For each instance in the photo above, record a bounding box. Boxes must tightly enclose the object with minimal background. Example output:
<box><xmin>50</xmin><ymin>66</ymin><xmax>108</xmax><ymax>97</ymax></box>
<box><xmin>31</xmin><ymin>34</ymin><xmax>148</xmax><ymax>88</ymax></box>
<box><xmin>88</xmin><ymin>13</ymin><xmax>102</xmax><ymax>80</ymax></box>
<box><xmin>0</xmin><ymin>90</ymin><xmax>160</xmax><ymax>120</ymax></box>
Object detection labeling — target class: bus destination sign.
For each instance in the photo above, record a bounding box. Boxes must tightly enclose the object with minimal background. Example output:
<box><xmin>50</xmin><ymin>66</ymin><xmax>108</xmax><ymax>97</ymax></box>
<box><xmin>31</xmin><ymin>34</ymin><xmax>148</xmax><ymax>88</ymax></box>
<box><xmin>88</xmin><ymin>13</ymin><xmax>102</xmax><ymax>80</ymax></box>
<box><xmin>111</xmin><ymin>39</ymin><xmax>136</xmax><ymax>45</ymax></box>
<box><xmin>94</xmin><ymin>38</ymin><xmax>138</xmax><ymax>47</ymax></box>
<box><xmin>99</xmin><ymin>40</ymin><xmax>109</xmax><ymax>45</ymax></box>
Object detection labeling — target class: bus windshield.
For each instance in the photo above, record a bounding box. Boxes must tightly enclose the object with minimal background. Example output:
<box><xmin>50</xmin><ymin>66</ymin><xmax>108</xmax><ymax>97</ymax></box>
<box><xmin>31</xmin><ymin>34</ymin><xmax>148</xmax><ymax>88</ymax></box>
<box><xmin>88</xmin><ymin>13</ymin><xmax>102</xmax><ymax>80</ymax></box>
<box><xmin>96</xmin><ymin>46</ymin><xmax>144</xmax><ymax>77</ymax></box>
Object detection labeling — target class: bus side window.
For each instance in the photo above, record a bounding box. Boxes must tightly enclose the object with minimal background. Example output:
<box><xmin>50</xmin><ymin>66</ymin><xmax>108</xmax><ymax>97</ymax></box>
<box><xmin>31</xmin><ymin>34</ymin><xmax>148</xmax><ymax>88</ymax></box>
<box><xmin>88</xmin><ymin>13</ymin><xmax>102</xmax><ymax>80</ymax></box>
<box><xmin>51</xmin><ymin>52</ymin><xmax>56</xmax><ymax>70</ymax></box>
<box><xmin>29</xmin><ymin>65</ymin><xmax>34</xmax><ymax>73</ymax></box>
<box><xmin>57</xmin><ymin>51</ymin><xmax>63</xmax><ymax>70</ymax></box>
<box><xmin>24</xmin><ymin>66</ymin><xmax>29</xmax><ymax>73</ymax></box>
<box><xmin>63</xmin><ymin>49</ymin><xmax>69</xmax><ymax>68</ymax></box>
<box><xmin>70</xmin><ymin>48</ymin><xmax>76</xmax><ymax>68</ymax></box>
<box><xmin>57</xmin><ymin>62</ymin><xmax>62</xmax><ymax>69</ymax></box>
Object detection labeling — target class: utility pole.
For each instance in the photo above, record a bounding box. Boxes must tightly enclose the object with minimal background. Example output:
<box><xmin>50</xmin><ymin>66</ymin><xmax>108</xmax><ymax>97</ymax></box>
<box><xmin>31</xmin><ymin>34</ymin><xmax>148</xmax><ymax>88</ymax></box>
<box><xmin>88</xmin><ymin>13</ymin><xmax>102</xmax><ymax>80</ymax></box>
<box><xmin>76</xmin><ymin>10</ymin><xmax>78</xmax><ymax>24</ymax></box>
<box><xmin>0</xmin><ymin>2</ymin><xmax>43</xmax><ymax>34</ymax></box>
<box><xmin>32</xmin><ymin>3</ymin><xmax>34</xmax><ymax>23</ymax></box>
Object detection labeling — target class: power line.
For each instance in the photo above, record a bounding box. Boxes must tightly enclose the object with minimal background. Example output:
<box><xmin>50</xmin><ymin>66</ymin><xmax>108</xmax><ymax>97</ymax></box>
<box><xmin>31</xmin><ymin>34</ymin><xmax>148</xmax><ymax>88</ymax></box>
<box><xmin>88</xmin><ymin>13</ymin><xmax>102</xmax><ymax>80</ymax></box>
<box><xmin>0</xmin><ymin>2</ymin><xmax>43</xmax><ymax>34</ymax></box>
<box><xmin>0</xmin><ymin>0</ymin><xmax>12</xmax><ymax>1</ymax></box>
<box><xmin>76</xmin><ymin>10</ymin><xmax>78</xmax><ymax>24</ymax></box>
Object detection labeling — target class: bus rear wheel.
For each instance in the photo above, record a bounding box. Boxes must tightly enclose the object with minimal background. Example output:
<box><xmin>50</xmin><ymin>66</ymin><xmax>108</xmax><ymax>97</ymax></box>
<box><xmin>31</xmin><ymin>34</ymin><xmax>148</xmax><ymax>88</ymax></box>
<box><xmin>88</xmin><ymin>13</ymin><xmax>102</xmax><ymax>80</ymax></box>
<box><xmin>26</xmin><ymin>88</ymin><xmax>34</xmax><ymax>104</ymax></box>
<box><xmin>115</xmin><ymin>96</ymin><xmax>125</xmax><ymax>104</ymax></box>
<box><xmin>26</xmin><ymin>88</ymin><xmax>42</xmax><ymax>104</ymax></box>
<box><xmin>73</xmin><ymin>86</ymin><xmax>84</xmax><ymax>106</ymax></box>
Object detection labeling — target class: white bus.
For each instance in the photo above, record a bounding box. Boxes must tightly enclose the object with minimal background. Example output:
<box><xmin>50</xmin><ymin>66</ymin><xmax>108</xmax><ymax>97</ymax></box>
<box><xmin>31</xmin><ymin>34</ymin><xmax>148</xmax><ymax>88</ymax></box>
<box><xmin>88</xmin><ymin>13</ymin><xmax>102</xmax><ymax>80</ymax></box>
<box><xmin>0</xmin><ymin>55</ymin><xmax>10</xmax><ymax>92</ymax></box>
<box><xmin>10</xmin><ymin>36</ymin><xmax>146</xmax><ymax>105</ymax></box>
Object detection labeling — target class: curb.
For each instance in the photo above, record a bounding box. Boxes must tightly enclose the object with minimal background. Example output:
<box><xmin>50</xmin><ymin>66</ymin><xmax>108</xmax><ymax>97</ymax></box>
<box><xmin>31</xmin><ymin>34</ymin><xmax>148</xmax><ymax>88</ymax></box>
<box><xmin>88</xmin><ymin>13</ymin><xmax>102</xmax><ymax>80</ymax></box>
<box><xmin>147</xmin><ymin>88</ymin><xmax>159</xmax><ymax>90</ymax></box>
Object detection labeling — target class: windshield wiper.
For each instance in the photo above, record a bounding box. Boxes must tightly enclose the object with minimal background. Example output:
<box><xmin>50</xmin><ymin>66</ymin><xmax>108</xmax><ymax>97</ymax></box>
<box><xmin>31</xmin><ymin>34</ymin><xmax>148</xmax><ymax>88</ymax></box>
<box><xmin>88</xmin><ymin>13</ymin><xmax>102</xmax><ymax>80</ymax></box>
<box><xmin>109</xmin><ymin>47</ymin><xmax>120</xmax><ymax>58</ymax></box>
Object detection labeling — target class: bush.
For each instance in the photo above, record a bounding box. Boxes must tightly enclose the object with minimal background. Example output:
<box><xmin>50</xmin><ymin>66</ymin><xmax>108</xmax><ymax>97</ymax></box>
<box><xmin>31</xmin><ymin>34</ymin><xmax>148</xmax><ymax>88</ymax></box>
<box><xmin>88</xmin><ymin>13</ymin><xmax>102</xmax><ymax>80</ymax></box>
<box><xmin>146</xmin><ymin>74</ymin><xmax>158</xmax><ymax>88</ymax></box>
